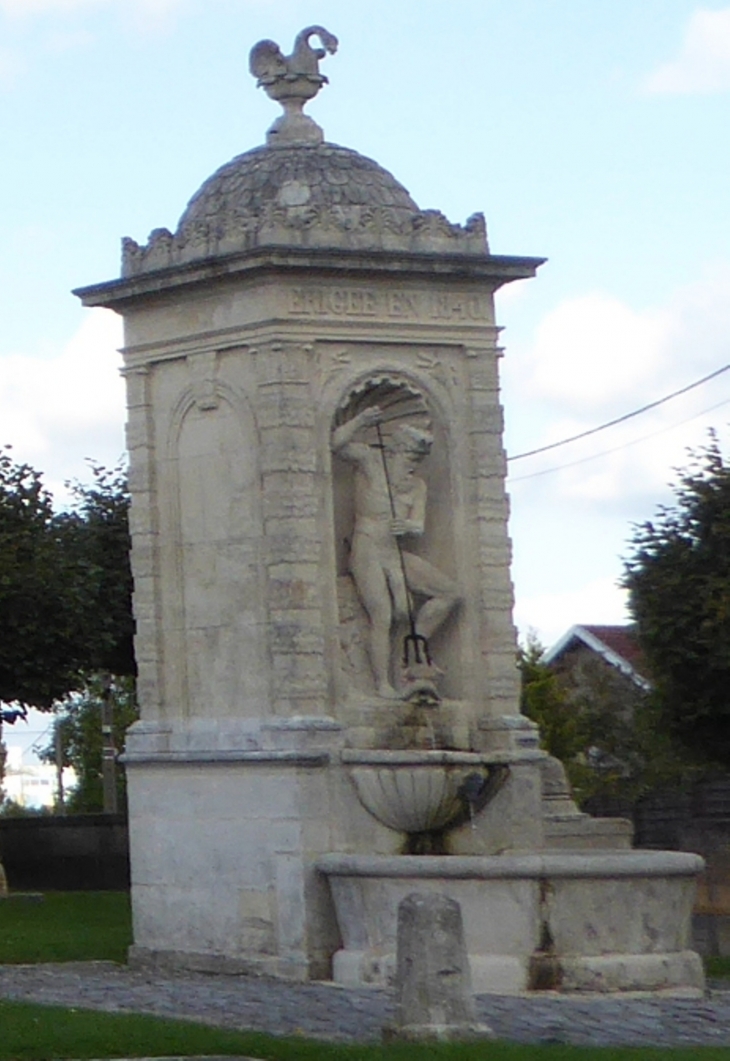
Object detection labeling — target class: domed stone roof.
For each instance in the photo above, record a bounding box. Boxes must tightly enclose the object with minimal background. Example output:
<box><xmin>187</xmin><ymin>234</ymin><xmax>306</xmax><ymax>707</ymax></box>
<box><xmin>121</xmin><ymin>141</ymin><xmax>487</xmax><ymax>278</ymax></box>
<box><xmin>178</xmin><ymin>143</ymin><xmax>420</xmax><ymax>235</ymax></box>
<box><xmin>120</xmin><ymin>27</ymin><xmax>489</xmax><ymax>278</ymax></box>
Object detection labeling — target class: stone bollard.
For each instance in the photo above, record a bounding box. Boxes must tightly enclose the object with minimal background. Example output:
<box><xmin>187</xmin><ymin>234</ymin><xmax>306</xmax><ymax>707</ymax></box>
<box><xmin>383</xmin><ymin>891</ymin><xmax>494</xmax><ymax>1042</ymax></box>
<box><xmin>0</xmin><ymin>861</ymin><xmax>7</xmax><ymax>898</ymax></box>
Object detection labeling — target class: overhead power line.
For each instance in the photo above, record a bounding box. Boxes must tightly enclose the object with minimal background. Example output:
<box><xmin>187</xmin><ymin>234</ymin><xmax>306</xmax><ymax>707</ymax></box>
<box><xmin>508</xmin><ymin>394</ymin><xmax>730</xmax><ymax>484</ymax></box>
<box><xmin>508</xmin><ymin>362</ymin><xmax>730</xmax><ymax>462</ymax></box>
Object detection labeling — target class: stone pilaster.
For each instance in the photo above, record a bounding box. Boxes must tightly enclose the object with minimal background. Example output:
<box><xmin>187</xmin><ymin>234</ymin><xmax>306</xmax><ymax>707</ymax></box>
<box><xmin>464</xmin><ymin>340</ymin><xmax>521</xmax><ymax>718</ymax></box>
<box><xmin>257</xmin><ymin>342</ymin><xmax>329</xmax><ymax>715</ymax></box>
<box><xmin>122</xmin><ymin>364</ymin><xmax>163</xmax><ymax>719</ymax></box>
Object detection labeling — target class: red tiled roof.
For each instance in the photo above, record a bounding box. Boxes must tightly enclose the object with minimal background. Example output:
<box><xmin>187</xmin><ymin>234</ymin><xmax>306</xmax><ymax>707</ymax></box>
<box><xmin>545</xmin><ymin>624</ymin><xmax>652</xmax><ymax>687</ymax></box>
<box><xmin>580</xmin><ymin>625</ymin><xmax>648</xmax><ymax>676</ymax></box>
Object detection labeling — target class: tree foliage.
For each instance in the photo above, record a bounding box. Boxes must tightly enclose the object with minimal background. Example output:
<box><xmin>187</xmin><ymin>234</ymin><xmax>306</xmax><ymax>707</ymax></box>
<box><xmin>519</xmin><ymin>635</ymin><xmax>587</xmax><ymax>766</ymax></box>
<box><xmin>624</xmin><ymin>432</ymin><xmax>730</xmax><ymax>765</ymax></box>
<box><xmin>0</xmin><ymin>448</ymin><xmax>89</xmax><ymax>707</ymax></box>
<box><xmin>44</xmin><ymin>675</ymin><xmax>138</xmax><ymax>814</ymax></box>
<box><xmin>0</xmin><ymin>450</ymin><xmax>134</xmax><ymax>711</ymax></box>
<box><xmin>0</xmin><ymin>734</ymin><xmax>5</xmax><ymax>807</ymax></box>
<box><xmin>64</xmin><ymin>463</ymin><xmax>135</xmax><ymax>678</ymax></box>
<box><xmin>519</xmin><ymin>635</ymin><xmax>693</xmax><ymax>805</ymax></box>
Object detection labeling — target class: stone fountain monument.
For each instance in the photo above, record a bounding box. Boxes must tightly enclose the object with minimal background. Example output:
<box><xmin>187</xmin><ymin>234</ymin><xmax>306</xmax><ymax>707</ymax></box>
<box><xmin>76</xmin><ymin>28</ymin><xmax>704</xmax><ymax>993</ymax></box>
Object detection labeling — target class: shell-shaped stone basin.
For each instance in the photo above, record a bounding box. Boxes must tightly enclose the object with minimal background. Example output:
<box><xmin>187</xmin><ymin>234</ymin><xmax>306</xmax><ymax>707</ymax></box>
<box><xmin>343</xmin><ymin>750</ymin><xmax>504</xmax><ymax>835</ymax></box>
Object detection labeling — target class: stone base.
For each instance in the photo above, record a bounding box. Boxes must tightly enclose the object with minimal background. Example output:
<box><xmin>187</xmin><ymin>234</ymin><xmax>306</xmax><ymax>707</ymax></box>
<box><xmin>128</xmin><ymin>944</ymin><xmax>318</xmax><ymax>981</ymax></box>
<box><xmin>334</xmin><ymin>948</ymin><xmax>527</xmax><ymax>994</ymax></box>
<box><xmin>556</xmin><ymin>951</ymin><xmax>704</xmax><ymax>994</ymax></box>
<box><xmin>318</xmin><ymin>850</ymin><xmax>706</xmax><ymax>995</ymax></box>
<box><xmin>383</xmin><ymin>1021</ymin><xmax>495</xmax><ymax>1042</ymax></box>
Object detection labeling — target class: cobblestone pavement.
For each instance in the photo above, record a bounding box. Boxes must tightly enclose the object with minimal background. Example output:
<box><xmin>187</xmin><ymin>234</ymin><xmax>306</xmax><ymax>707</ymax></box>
<box><xmin>2</xmin><ymin>962</ymin><xmax>730</xmax><ymax>1048</ymax></box>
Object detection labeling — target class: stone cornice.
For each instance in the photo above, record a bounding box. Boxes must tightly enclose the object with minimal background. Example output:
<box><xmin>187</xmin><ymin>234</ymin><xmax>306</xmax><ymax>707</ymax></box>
<box><xmin>74</xmin><ymin>246</ymin><xmax>545</xmax><ymax>311</ymax></box>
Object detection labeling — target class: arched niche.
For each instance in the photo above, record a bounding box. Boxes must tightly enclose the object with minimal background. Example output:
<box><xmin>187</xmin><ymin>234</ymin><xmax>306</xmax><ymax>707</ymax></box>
<box><xmin>330</xmin><ymin>372</ymin><xmax>462</xmax><ymax>700</ymax></box>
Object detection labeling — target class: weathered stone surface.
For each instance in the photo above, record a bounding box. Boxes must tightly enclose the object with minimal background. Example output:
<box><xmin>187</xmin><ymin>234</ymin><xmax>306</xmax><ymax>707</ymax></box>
<box><xmin>74</xmin><ymin>27</ymin><xmax>702</xmax><ymax>997</ymax></box>
<box><xmin>249</xmin><ymin>26</ymin><xmax>338</xmax><ymax>147</ymax></box>
<box><xmin>121</xmin><ymin>143</ymin><xmax>489</xmax><ymax>276</ymax></box>
<box><xmin>540</xmin><ymin>755</ymin><xmax>634</xmax><ymax>850</ymax></box>
<box><xmin>384</xmin><ymin>892</ymin><xmax>493</xmax><ymax>1041</ymax></box>
<box><xmin>319</xmin><ymin>851</ymin><xmax>706</xmax><ymax>994</ymax></box>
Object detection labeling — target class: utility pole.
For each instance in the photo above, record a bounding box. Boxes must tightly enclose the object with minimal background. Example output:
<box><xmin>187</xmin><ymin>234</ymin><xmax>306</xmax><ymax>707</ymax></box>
<box><xmin>100</xmin><ymin>673</ymin><xmax>118</xmax><ymax>814</ymax></box>
<box><xmin>54</xmin><ymin>717</ymin><xmax>66</xmax><ymax>814</ymax></box>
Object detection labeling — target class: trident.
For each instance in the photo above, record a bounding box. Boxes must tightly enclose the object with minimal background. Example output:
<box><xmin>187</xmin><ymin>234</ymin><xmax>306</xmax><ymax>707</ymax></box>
<box><xmin>375</xmin><ymin>422</ymin><xmax>432</xmax><ymax>668</ymax></box>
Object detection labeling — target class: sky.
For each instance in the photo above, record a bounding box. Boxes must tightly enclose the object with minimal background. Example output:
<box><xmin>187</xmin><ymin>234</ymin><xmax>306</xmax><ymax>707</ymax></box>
<box><xmin>1</xmin><ymin>0</ymin><xmax>729</xmax><ymax>703</ymax></box>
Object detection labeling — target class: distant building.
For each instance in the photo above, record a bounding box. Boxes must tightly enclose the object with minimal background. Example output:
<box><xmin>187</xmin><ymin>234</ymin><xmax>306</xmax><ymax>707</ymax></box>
<box><xmin>2</xmin><ymin>745</ymin><xmax>76</xmax><ymax>810</ymax></box>
<box><xmin>544</xmin><ymin>624</ymin><xmax>651</xmax><ymax>691</ymax></box>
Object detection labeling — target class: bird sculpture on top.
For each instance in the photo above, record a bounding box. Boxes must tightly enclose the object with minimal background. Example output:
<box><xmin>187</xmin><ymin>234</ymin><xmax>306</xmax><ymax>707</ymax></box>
<box><xmin>249</xmin><ymin>26</ymin><xmax>338</xmax><ymax>145</ymax></box>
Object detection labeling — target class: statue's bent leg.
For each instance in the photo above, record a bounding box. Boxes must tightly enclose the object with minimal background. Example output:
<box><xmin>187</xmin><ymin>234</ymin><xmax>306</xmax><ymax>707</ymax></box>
<box><xmin>402</xmin><ymin>553</ymin><xmax>461</xmax><ymax>641</ymax></box>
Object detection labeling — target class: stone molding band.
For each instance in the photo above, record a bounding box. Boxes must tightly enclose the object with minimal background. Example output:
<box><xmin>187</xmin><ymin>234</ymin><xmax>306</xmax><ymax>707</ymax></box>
<box><xmin>317</xmin><ymin>851</ymin><xmax>705</xmax><ymax>879</ymax></box>
<box><xmin>120</xmin><ymin>749</ymin><xmax>330</xmax><ymax>767</ymax></box>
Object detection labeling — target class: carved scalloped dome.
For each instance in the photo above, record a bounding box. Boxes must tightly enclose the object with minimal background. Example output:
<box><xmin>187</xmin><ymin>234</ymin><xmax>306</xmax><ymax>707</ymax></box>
<box><xmin>121</xmin><ymin>142</ymin><xmax>488</xmax><ymax>277</ymax></box>
<box><xmin>177</xmin><ymin>143</ymin><xmax>420</xmax><ymax>236</ymax></box>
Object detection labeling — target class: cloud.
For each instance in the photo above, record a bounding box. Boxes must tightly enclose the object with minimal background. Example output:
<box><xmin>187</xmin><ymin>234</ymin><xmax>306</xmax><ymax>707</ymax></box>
<box><xmin>513</xmin><ymin>577</ymin><xmax>630</xmax><ymax>650</ymax></box>
<box><xmin>506</xmin><ymin>264</ymin><xmax>730</xmax><ymax>505</ymax></box>
<box><xmin>0</xmin><ymin>309</ymin><xmax>126</xmax><ymax>503</ymax></box>
<box><xmin>505</xmin><ymin>263</ymin><xmax>730</xmax><ymax>644</ymax></box>
<box><xmin>523</xmin><ymin>292</ymin><xmax>672</xmax><ymax>412</ymax></box>
<box><xmin>644</xmin><ymin>7</ymin><xmax>730</xmax><ymax>94</ymax></box>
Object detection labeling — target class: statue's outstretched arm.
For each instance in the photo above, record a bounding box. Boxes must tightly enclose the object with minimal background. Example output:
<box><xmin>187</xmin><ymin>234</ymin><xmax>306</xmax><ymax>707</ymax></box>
<box><xmin>331</xmin><ymin>406</ymin><xmax>382</xmax><ymax>460</ymax></box>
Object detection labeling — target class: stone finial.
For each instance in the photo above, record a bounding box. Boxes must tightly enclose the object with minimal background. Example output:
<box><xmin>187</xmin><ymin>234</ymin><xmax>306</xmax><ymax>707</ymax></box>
<box><xmin>249</xmin><ymin>26</ymin><xmax>338</xmax><ymax>146</ymax></box>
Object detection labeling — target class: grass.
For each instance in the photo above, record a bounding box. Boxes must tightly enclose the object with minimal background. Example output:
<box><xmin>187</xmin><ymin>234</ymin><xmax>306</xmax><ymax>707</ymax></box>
<box><xmin>5</xmin><ymin>1000</ymin><xmax>730</xmax><ymax>1061</ymax></box>
<box><xmin>2</xmin><ymin>893</ymin><xmax>730</xmax><ymax>1057</ymax></box>
<box><xmin>706</xmin><ymin>956</ymin><xmax>730</xmax><ymax>979</ymax></box>
<box><xmin>0</xmin><ymin>891</ymin><xmax>131</xmax><ymax>963</ymax></box>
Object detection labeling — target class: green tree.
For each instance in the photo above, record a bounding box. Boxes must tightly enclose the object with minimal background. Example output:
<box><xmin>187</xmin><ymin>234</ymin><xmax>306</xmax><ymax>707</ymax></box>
<box><xmin>519</xmin><ymin>635</ymin><xmax>587</xmax><ymax>765</ymax></box>
<box><xmin>45</xmin><ymin>675</ymin><xmax>138</xmax><ymax>813</ymax></box>
<box><xmin>519</xmin><ymin>636</ymin><xmax>692</xmax><ymax>805</ymax></box>
<box><xmin>63</xmin><ymin>462</ymin><xmax>135</xmax><ymax>678</ymax></box>
<box><xmin>624</xmin><ymin>431</ymin><xmax>730</xmax><ymax>765</ymax></box>
<box><xmin>0</xmin><ymin>451</ymin><xmax>134</xmax><ymax>709</ymax></box>
<box><xmin>0</xmin><ymin>448</ymin><xmax>91</xmax><ymax>708</ymax></box>
<box><xmin>60</xmin><ymin>464</ymin><xmax>136</xmax><ymax>812</ymax></box>
<box><xmin>0</xmin><ymin>450</ymin><xmax>135</xmax><ymax>812</ymax></box>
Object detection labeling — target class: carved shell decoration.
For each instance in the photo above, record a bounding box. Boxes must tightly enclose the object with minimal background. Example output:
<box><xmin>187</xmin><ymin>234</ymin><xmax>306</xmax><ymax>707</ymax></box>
<box><xmin>336</xmin><ymin>376</ymin><xmax>431</xmax><ymax>444</ymax></box>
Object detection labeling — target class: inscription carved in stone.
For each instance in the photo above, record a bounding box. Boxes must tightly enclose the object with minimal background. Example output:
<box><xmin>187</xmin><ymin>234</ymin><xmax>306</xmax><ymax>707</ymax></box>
<box><xmin>289</xmin><ymin>287</ymin><xmax>491</xmax><ymax>322</ymax></box>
